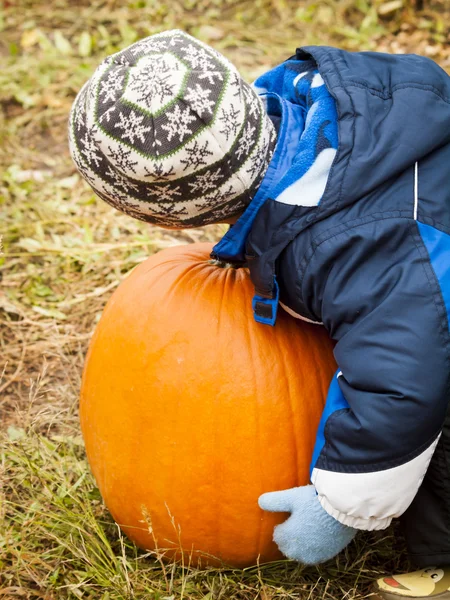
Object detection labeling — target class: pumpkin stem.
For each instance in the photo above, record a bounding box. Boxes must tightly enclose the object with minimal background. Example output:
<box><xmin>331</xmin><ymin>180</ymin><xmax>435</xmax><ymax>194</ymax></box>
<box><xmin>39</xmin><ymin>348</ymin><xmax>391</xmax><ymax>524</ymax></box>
<box><xmin>208</xmin><ymin>259</ymin><xmax>240</xmax><ymax>270</ymax></box>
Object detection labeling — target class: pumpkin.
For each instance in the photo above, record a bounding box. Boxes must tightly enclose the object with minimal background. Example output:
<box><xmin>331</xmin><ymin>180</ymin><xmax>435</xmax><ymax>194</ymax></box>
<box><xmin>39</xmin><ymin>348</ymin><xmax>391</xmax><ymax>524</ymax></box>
<box><xmin>80</xmin><ymin>242</ymin><xmax>336</xmax><ymax>568</ymax></box>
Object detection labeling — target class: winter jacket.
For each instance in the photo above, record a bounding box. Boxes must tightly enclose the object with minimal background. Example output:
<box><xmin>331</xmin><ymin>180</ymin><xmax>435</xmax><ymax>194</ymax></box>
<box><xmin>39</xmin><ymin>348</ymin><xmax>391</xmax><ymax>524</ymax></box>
<box><xmin>211</xmin><ymin>46</ymin><xmax>450</xmax><ymax>531</ymax></box>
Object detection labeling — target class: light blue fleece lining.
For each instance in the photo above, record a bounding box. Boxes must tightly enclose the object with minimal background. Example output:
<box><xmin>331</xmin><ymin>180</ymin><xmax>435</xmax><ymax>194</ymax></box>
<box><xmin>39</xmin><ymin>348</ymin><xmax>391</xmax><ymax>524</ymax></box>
<box><xmin>212</xmin><ymin>63</ymin><xmax>338</xmax><ymax>267</ymax></box>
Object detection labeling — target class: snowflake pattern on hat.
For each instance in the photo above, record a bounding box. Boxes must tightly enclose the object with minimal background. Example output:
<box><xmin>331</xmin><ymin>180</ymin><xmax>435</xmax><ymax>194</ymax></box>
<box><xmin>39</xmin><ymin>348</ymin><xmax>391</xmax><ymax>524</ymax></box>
<box><xmin>69</xmin><ymin>29</ymin><xmax>276</xmax><ymax>227</ymax></box>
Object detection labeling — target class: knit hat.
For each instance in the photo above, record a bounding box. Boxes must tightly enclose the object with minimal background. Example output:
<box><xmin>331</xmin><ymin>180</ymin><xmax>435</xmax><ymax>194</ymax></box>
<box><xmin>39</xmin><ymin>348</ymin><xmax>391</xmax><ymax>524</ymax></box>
<box><xmin>68</xmin><ymin>29</ymin><xmax>277</xmax><ymax>228</ymax></box>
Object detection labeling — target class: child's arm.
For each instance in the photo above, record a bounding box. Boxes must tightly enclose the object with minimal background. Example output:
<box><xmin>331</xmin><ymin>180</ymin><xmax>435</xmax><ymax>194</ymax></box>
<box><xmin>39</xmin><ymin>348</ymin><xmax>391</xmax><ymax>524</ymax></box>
<box><xmin>260</xmin><ymin>216</ymin><xmax>450</xmax><ymax>562</ymax></box>
<box><xmin>307</xmin><ymin>218</ymin><xmax>447</xmax><ymax>530</ymax></box>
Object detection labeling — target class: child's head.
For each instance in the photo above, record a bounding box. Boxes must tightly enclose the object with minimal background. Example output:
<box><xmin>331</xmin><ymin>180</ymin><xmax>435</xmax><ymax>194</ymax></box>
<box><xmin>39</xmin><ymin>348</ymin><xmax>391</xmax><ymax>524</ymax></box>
<box><xmin>69</xmin><ymin>29</ymin><xmax>277</xmax><ymax>229</ymax></box>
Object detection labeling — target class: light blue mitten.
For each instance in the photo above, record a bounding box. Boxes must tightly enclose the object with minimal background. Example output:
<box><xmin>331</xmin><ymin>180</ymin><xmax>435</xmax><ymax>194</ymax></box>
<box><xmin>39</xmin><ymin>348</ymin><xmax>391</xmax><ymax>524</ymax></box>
<box><xmin>258</xmin><ymin>485</ymin><xmax>357</xmax><ymax>565</ymax></box>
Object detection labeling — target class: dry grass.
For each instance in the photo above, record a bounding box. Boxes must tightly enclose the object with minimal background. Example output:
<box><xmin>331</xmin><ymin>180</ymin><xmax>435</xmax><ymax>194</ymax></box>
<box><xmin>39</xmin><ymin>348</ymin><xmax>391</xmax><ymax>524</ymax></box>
<box><xmin>1</xmin><ymin>0</ymin><xmax>450</xmax><ymax>597</ymax></box>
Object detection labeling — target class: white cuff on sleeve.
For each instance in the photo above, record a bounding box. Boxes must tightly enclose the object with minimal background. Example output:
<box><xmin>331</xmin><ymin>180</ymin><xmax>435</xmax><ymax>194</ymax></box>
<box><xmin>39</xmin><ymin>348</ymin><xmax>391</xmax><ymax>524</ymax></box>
<box><xmin>311</xmin><ymin>434</ymin><xmax>441</xmax><ymax>531</ymax></box>
<box><xmin>317</xmin><ymin>494</ymin><xmax>392</xmax><ymax>530</ymax></box>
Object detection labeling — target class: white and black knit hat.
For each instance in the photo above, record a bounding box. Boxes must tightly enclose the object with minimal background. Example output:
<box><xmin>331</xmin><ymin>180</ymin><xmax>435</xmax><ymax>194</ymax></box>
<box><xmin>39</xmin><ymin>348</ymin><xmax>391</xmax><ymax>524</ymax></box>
<box><xmin>68</xmin><ymin>29</ymin><xmax>277</xmax><ymax>228</ymax></box>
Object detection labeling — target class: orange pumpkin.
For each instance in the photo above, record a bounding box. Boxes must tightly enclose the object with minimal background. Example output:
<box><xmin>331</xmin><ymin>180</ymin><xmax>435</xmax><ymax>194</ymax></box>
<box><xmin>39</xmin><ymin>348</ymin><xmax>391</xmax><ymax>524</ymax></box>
<box><xmin>80</xmin><ymin>242</ymin><xmax>336</xmax><ymax>568</ymax></box>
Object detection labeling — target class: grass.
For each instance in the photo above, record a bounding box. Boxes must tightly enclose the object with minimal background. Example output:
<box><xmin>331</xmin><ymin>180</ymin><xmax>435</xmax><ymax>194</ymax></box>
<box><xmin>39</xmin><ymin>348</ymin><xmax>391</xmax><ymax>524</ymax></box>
<box><xmin>1</xmin><ymin>0</ymin><xmax>449</xmax><ymax>597</ymax></box>
<box><xmin>1</xmin><ymin>425</ymin><xmax>409</xmax><ymax>599</ymax></box>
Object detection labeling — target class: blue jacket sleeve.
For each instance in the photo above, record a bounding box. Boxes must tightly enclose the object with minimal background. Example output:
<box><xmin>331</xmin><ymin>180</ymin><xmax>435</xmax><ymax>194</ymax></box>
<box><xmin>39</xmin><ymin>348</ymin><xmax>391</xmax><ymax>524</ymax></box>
<box><xmin>304</xmin><ymin>216</ymin><xmax>450</xmax><ymax>530</ymax></box>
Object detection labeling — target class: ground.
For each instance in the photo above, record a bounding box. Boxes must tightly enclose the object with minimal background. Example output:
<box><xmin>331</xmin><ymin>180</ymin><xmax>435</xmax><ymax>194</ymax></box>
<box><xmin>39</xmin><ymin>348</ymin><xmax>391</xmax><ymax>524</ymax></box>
<box><xmin>1</xmin><ymin>0</ymin><xmax>449</xmax><ymax>598</ymax></box>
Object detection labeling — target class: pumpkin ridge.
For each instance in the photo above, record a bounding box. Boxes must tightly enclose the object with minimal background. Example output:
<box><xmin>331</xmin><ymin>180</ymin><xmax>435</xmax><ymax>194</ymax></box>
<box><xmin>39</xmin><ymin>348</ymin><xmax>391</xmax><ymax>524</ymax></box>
<box><xmin>244</xmin><ymin>303</ymin><xmax>265</xmax><ymax>562</ymax></box>
<box><xmin>275</xmin><ymin>317</ymin><xmax>300</xmax><ymax>487</ymax></box>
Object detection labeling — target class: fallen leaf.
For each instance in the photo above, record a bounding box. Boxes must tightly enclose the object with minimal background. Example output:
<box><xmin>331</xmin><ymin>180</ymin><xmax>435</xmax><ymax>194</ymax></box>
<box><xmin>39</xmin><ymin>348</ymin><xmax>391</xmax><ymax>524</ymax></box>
<box><xmin>7</xmin><ymin>426</ymin><xmax>26</xmax><ymax>441</ymax></box>
<box><xmin>378</xmin><ymin>0</ymin><xmax>403</xmax><ymax>16</ymax></box>
<box><xmin>20</xmin><ymin>28</ymin><xmax>41</xmax><ymax>49</ymax></box>
<box><xmin>196</xmin><ymin>25</ymin><xmax>225</xmax><ymax>41</ymax></box>
<box><xmin>53</xmin><ymin>30</ymin><xmax>72</xmax><ymax>55</ymax></box>
<box><xmin>78</xmin><ymin>31</ymin><xmax>92</xmax><ymax>57</ymax></box>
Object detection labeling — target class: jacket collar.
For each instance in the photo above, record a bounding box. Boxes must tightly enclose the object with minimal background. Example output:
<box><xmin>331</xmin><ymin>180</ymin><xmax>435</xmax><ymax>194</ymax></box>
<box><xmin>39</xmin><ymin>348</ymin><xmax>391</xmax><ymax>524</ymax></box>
<box><xmin>211</xmin><ymin>91</ymin><xmax>305</xmax><ymax>263</ymax></box>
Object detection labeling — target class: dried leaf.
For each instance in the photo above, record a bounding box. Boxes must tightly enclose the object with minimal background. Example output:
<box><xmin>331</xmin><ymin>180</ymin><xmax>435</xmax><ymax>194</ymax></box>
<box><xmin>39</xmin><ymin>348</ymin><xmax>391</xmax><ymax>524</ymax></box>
<box><xmin>32</xmin><ymin>306</ymin><xmax>67</xmax><ymax>320</ymax></box>
<box><xmin>20</xmin><ymin>28</ymin><xmax>41</xmax><ymax>49</ymax></box>
<box><xmin>378</xmin><ymin>0</ymin><xmax>403</xmax><ymax>16</ymax></box>
<box><xmin>195</xmin><ymin>25</ymin><xmax>225</xmax><ymax>41</ymax></box>
<box><xmin>7</xmin><ymin>426</ymin><xmax>26</xmax><ymax>441</ymax></box>
<box><xmin>53</xmin><ymin>31</ymin><xmax>72</xmax><ymax>55</ymax></box>
<box><xmin>78</xmin><ymin>31</ymin><xmax>92</xmax><ymax>57</ymax></box>
<box><xmin>17</xmin><ymin>238</ymin><xmax>42</xmax><ymax>252</ymax></box>
<box><xmin>58</xmin><ymin>174</ymin><xmax>80</xmax><ymax>188</ymax></box>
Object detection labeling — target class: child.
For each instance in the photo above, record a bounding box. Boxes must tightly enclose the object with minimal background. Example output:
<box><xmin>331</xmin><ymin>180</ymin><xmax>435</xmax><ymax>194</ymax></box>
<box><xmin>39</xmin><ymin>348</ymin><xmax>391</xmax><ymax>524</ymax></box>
<box><xmin>69</xmin><ymin>30</ymin><xmax>450</xmax><ymax>599</ymax></box>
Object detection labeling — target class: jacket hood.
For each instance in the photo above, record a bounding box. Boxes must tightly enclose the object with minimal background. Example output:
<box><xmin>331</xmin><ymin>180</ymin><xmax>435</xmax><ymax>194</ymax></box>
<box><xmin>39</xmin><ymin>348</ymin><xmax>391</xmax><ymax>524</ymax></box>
<box><xmin>304</xmin><ymin>46</ymin><xmax>450</xmax><ymax>218</ymax></box>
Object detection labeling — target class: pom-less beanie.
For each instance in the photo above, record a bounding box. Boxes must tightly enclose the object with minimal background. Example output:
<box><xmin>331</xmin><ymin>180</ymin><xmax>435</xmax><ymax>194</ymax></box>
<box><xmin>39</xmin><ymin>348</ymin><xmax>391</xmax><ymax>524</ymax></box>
<box><xmin>68</xmin><ymin>29</ymin><xmax>277</xmax><ymax>228</ymax></box>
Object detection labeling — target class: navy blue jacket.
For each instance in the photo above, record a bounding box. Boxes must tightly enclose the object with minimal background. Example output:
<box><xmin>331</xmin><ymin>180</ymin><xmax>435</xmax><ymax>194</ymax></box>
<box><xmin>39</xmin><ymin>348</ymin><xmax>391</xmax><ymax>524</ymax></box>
<box><xmin>212</xmin><ymin>47</ymin><xmax>450</xmax><ymax>530</ymax></box>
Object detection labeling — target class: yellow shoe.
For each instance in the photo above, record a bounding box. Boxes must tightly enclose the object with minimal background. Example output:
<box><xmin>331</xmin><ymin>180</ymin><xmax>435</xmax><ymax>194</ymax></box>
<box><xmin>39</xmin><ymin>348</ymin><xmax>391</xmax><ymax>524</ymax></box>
<box><xmin>372</xmin><ymin>568</ymin><xmax>450</xmax><ymax>599</ymax></box>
